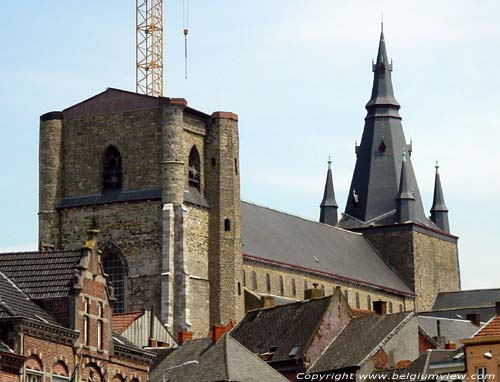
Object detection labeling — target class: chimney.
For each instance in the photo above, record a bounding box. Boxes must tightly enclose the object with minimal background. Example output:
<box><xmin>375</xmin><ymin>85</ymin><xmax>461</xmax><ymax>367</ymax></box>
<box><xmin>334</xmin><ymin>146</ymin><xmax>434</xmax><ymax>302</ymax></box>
<box><xmin>148</xmin><ymin>338</ymin><xmax>158</xmax><ymax>347</ymax></box>
<box><xmin>149</xmin><ymin>306</ymin><xmax>155</xmax><ymax>345</ymax></box>
<box><xmin>261</xmin><ymin>295</ymin><xmax>274</xmax><ymax>308</ymax></box>
<box><xmin>466</xmin><ymin>313</ymin><xmax>481</xmax><ymax>326</ymax></box>
<box><xmin>373</xmin><ymin>300</ymin><xmax>387</xmax><ymax>315</ymax></box>
<box><xmin>304</xmin><ymin>283</ymin><xmax>324</xmax><ymax>300</ymax></box>
<box><xmin>433</xmin><ymin>320</ymin><xmax>446</xmax><ymax>348</ymax></box>
<box><xmin>496</xmin><ymin>301</ymin><xmax>500</xmax><ymax>316</ymax></box>
<box><xmin>212</xmin><ymin>325</ymin><xmax>226</xmax><ymax>343</ymax></box>
<box><xmin>177</xmin><ymin>330</ymin><xmax>193</xmax><ymax>345</ymax></box>
<box><xmin>445</xmin><ymin>341</ymin><xmax>457</xmax><ymax>350</ymax></box>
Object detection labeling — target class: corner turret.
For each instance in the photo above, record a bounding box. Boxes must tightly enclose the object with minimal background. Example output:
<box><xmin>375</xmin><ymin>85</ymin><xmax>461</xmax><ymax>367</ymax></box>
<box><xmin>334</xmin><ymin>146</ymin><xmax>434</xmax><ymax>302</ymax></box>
<box><xmin>430</xmin><ymin>162</ymin><xmax>450</xmax><ymax>233</ymax></box>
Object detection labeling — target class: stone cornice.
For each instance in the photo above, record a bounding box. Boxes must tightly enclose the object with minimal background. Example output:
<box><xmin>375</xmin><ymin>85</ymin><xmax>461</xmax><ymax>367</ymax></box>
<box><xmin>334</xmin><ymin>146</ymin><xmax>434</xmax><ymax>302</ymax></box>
<box><xmin>2</xmin><ymin>317</ymin><xmax>79</xmax><ymax>345</ymax></box>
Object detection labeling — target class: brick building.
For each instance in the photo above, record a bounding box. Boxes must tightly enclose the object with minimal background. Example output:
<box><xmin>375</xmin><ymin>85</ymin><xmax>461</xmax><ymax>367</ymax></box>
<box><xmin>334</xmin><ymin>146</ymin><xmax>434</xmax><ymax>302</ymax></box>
<box><xmin>0</xmin><ymin>230</ymin><xmax>153</xmax><ymax>382</ymax></box>
<box><xmin>36</xmin><ymin>28</ymin><xmax>460</xmax><ymax>338</ymax></box>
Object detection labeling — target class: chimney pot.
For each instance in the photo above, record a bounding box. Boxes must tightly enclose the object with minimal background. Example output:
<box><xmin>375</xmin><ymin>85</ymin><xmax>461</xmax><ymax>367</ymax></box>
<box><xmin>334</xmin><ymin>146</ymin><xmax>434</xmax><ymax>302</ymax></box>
<box><xmin>445</xmin><ymin>341</ymin><xmax>457</xmax><ymax>350</ymax></box>
<box><xmin>373</xmin><ymin>300</ymin><xmax>387</xmax><ymax>315</ymax></box>
<box><xmin>212</xmin><ymin>325</ymin><xmax>226</xmax><ymax>343</ymax></box>
<box><xmin>305</xmin><ymin>287</ymin><xmax>324</xmax><ymax>300</ymax></box>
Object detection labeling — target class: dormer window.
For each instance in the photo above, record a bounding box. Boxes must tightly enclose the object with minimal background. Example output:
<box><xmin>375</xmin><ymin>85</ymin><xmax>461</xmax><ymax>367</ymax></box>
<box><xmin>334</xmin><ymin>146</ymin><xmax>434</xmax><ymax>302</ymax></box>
<box><xmin>103</xmin><ymin>146</ymin><xmax>122</xmax><ymax>191</ymax></box>
<box><xmin>188</xmin><ymin>146</ymin><xmax>201</xmax><ymax>190</ymax></box>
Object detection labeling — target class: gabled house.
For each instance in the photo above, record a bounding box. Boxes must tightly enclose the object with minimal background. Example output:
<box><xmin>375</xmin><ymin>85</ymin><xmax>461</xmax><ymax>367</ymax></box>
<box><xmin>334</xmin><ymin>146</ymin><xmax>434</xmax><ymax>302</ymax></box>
<box><xmin>0</xmin><ymin>229</ymin><xmax>154</xmax><ymax>382</ymax></box>
<box><xmin>231</xmin><ymin>287</ymin><xmax>354</xmax><ymax>380</ymax></box>
<box><xmin>150</xmin><ymin>334</ymin><xmax>288</xmax><ymax>382</ymax></box>
<box><xmin>307</xmin><ymin>311</ymin><xmax>418</xmax><ymax>380</ymax></box>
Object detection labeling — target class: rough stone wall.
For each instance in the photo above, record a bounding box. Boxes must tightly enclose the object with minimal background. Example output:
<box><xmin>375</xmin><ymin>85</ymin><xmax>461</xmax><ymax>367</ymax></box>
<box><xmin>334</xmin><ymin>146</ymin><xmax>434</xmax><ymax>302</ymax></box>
<box><xmin>242</xmin><ymin>261</ymin><xmax>415</xmax><ymax>312</ymax></box>
<box><xmin>413</xmin><ymin>231</ymin><xmax>460</xmax><ymax>311</ymax></box>
<box><xmin>62</xmin><ymin>109</ymin><xmax>162</xmax><ymax>197</ymax></box>
<box><xmin>205</xmin><ymin>114</ymin><xmax>244</xmax><ymax>326</ymax></box>
<box><xmin>39</xmin><ymin>115</ymin><xmax>63</xmax><ymax>250</ymax></box>
<box><xmin>363</xmin><ymin>228</ymin><xmax>460</xmax><ymax>312</ymax></box>
<box><xmin>185</xmin><ymin>205</ymin><xmax>210</xmax><ymax>337</ymax></box>
<box><xmin>59</xmin><ymin>201</ymin><xmax>162</xmax><ymax>312</ymax></box>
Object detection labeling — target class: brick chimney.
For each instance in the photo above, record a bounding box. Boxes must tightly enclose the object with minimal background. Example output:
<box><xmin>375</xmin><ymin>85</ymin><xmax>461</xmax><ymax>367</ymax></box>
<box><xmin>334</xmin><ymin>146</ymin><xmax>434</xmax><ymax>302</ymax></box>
<box><xmin>373</xmin><ymin>300</ymin><xmax>387</xmax><ymax>315</ymax></box>
<box><xmin>466</xmin><ymin>313</ymin><xmax>481</xmax><ymax>326</ymax></box>
<box><xmin>212</xmin><ymin>325</ymin><xmax>226</xmax><ymax>343</ymax></box>
<box><xmin>177</xmin><ymin>330</ymin><xmax>193</xmax><ymax>345</ymax></box>
<box><xmin>445</xmin><ymin>341</ymin><xmax>456</xmax><ymax>350</ymax></box>
<box><xmin>496</xmin><ymin>301</ymin><xmax>500</xmax><ymax>316</ymax></box>
<box><xmin>304</xmin><ymin>283</ymin><xmax>324</xmax><ymax>300</ymax></box>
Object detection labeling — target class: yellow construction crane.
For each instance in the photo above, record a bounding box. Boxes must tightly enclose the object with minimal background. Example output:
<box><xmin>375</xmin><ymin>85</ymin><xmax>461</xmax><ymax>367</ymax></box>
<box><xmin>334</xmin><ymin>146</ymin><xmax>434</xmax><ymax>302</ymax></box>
<box><xmin>136</xmin><ymin>0</ymin><xmax>164</xmax><ymax>97</ymax></box>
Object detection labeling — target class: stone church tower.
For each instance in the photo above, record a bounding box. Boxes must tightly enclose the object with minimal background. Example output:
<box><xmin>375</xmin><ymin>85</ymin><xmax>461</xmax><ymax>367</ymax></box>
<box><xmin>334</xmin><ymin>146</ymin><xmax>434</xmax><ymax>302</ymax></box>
<box><xmin>322</xmin><ymin>28</ymin><xmax>461</xmax><ymax>311</ymax></box>
<box><xmin>38</xmin><ymin>90</ymin><xmax>244</xmax><ymax>337</ymax></box>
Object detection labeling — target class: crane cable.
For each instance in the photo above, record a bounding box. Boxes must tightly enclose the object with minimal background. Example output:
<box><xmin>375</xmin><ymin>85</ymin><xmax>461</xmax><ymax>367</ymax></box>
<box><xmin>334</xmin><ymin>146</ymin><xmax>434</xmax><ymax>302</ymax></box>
<box><xmin>182</xmin><ymin>0</ymin><xmax>190</xmax><ymax>79</ymax></box>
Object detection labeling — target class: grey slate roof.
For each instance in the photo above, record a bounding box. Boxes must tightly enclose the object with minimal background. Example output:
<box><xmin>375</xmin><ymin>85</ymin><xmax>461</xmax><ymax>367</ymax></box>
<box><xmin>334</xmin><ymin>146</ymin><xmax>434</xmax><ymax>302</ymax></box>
<box><xmin>231</xmin><ymin>295</ymin><xmax>333</xmax><ymax>363</ymax></box>
<box><xmin>241</xmin><ymin>201</ymin><xmax>412</xmax><ymax>295</ymax></box>
<box><xmin>0</xmin><ymin>271</ymin><xmax>59</xmax><ymax>325</ymax></box>
<box><xmin>309</xmin><ymin>311</ymin><xmax>413</xmax><ymax>373</ymax></box>
<box><xmin>419</xmin><ymin>307</ymin><xmax>497</xmax><ymax>323</ymax></box>
<box><xmin>0</xmin><ymin>250</ymin><xmax>83</xmax><ymax>299</ymax></box>
<box><xmin>418</xmin><ymin>316</ymin><xmax>481</xmax><ymax>345</ymax></box>
<box><xmin>150</xmin><ymin>335</ymin><xmax>288</xmax><ymax>382</ymax></box>
<box><xmin>432</xmin><ymin>289</ymin><xmax>500</xmax><ymax>310</ymax></box>
<box><xmin>342</xmin><ymin>29</ymin><xmax>437</xmax><ymax>230</ymax></box>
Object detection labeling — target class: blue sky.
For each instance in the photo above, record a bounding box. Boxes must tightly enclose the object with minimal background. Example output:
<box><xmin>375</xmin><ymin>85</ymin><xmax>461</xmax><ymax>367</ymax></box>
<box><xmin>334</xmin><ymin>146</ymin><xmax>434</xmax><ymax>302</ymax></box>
<box><xmin>1</xmin><ymin>1</ymin><xmax>499</xmax><ymax>289</ymax></box>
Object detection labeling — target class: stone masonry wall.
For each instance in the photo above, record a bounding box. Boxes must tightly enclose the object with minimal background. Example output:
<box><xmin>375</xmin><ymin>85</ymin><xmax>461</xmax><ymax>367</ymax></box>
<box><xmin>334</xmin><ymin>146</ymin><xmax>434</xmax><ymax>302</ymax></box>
<box><xmin>62</xmin><ymin>109</ymin><xmax>162</xmax><ymax>197</ymax></box>
<box><xmin>243</xmin><ymin>261</ymin><xmax>415</xmax><ymax>312</ymax></box>
<box><xmin>59</xmin><ymin>201</ymin><xmax>162</xmax><ymax>312</ymax></box>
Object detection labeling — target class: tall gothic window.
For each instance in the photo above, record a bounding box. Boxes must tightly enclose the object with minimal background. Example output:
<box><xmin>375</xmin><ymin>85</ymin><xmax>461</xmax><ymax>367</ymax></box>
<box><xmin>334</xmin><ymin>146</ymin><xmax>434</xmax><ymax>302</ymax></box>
<box><xmin>279</xmin><ymin>276</ymin><xmax>284</xmax><ymax>296</ymax></box>
<box><xmin>291</xmin><ymin>279</ymin><xmax>297</xmax><ymax>297</ymax></box>
<box><xmin>265</xmin><ymin>273</ymin><xmax>271</xmax><ymax>293</ymax></box>
<box><xmin>103</xmin><ymin>146</ymin><xmax>123</xmax><ymax>191</ymax></box>
<box><xmin>188</xmin><ymin>146</ymin><xmax>201</xmax><ymax>190</ymax></box>
<box><xmin>103</xmin><ymin>253</ymin><xmax>125</xmax><ymax>313</ymax></box>
<box><xmin>252</xmin><ymin>271</ymin><xmax>257</xmax><ymax>291</ymax></box>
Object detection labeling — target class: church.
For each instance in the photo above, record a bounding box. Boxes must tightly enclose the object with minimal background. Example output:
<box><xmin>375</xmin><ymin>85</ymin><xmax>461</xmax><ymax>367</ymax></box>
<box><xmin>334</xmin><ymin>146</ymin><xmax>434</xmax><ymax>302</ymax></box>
<box><xmin>37</xmin><ymin>29</ymin><xmax>460</xmax><ymax>338</ymax></box>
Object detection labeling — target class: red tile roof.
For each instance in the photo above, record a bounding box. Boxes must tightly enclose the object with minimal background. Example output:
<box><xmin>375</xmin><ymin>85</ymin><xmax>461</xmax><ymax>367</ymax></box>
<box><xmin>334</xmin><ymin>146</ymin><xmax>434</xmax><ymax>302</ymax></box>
<box><xmin>475</xmin><ymin>315</ymin><xmax>500</xmax><ymax>337</ymax></box>
<box><xmin>113</xmin><ymin>311</ymin><xmax>144</xmax><ymax>334</ymax></box>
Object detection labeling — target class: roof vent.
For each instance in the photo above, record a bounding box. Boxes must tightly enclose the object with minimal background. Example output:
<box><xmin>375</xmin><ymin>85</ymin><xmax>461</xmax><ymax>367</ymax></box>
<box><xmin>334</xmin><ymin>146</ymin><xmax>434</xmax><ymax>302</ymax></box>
<box><xmin>312</xmin><ymin>256</ymin><xmax>320</xmax><ymax>263</ymax></box>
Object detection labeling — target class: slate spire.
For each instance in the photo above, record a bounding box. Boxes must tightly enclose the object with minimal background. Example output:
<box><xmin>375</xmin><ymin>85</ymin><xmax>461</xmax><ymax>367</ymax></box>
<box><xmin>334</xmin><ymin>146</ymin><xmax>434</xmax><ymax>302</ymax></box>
<box><xmin>320</xmin><ymin>157</ymin><xmax>338</xmax><ymax>226</ymax></box>
<box><xmin>342</xmin><ymin>27</ymin><xmax>430</xmax><ymax>227</ymax></box>
<box><xmin>430</xmin><ymin>162</ymin><xmax>450</xmax><ymax>233</ymax></box>
<box><xmin>396</xmin><ymin>153</ymin><xmax>415</xmax><ymax>223</ymax></box>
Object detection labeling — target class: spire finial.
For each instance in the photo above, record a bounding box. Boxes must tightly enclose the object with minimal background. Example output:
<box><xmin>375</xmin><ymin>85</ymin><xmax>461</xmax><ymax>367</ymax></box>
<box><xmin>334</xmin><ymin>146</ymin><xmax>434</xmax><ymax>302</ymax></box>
<box><xmin>381</xmin><ymin>13</ymin><xmax>384</xmax><ymax>33</ymax></box>
<box><xmin>327</xmin><ymin>155</ymin><xmax>332</xmax><ymax>169</ymax></box>
<box><xmin>435</xmin><ymin>160</ymin><xmax>439</xmax><ymax>171</ymax></box>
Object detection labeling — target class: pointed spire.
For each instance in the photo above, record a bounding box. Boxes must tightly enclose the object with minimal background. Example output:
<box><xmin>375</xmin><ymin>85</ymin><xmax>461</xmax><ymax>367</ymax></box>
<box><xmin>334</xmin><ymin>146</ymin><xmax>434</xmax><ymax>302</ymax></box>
<box><xmin>320</xmin><ymin>156</ymin><xmax>338</xmax><ymax>226</ymax></box>
<box><xmin>430</xmin><ymin>161</ymin><xmax>450</xmax><ymax>233</ymax></box>
<box><xmin>396</xmin><ymin>152</ymin><xmax>415</xmax><ymax>223</ymax></box>
<box><xmin>366</xmin><ymin>24</ymin><xmax>400</xmax><ymax>115</ymax></box>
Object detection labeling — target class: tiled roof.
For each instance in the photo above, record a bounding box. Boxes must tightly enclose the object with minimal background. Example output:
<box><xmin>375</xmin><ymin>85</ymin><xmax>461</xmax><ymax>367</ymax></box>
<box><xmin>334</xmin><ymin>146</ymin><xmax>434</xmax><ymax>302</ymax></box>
<box><xmin>475</xmin><ymin>315</ymin><xmax>500</xmax><ymax>337</ymax></box>
<box><xmin>309</xmin><ymin>312</ymin><xmax>413</xmax><ymax>373</ymax></box>
<box><xmin>0</xmin><ymin>271</ymin><xmax>59</xmax><ymax>325</ymax></box>
<box><xmin>418</xmin><ymin>316</ymin><xmax>481</xmax><ymax>345</ymax></box>
<box><xmin>113</xmin><ymin>311</ymin><xmax>145</xmax><ymax>334</ymax></box>
<box><xmin>433</xmin><ymin>289</ymin><xmax>500</xmax><ymax>310</ymax></box>
<box><xmin>150</xmin><ymin>335</ymin><xmax>288</xmax><ymax>382</ymax></box>
<box><xmin>0</xmin><ymin>250</ymin><xmax>83</xmax><ymax>299</ymax></box>
<box><xmin>231</xmin><ymin>295</ymin><xmax>333</xmax><ymax>363</ymax></box>
<box><xmin>241</xmin><ymin>202</ymin><xmax>412</xmax><ymax>295</ymax></box>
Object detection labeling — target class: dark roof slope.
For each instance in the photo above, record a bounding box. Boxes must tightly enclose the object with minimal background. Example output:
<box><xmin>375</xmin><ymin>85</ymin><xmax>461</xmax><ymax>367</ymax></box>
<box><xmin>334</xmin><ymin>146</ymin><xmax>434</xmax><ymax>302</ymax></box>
<box><xmin>309</xmin><ymin>311</ymin><xmax>413</xmax><ymax>373</ymax></box>
<box><xmin>432</xmin><ymin>289</ymin><xmax>500</xmax><ymax>310</ymax></box>
<box><xmin>0</xmin><ymin>250</ymin><xmax>83</xmax><ymax>299</ymax></box>
<box><xmin>418</xmin><ymin>316</ymin><xmax>480</xmax><ymax>345</ymax></box>
<box><xmin>0</xmin><ymin>271</ymin><xmax>59</xmax><ymax>325</ymax></box>
<box><xmin>151</xmin><ymin>335</ymin><xmax>288</xmax><ymax>382</ymax></box>
<box><xmin>419</xmin><ymin>307</ymin><xmax>497</xmax><ymax>323</ymax></box>
<box><xmin>231</xmin><ymin>295</ymin><xmax>332</xmax><ymax>362</ymax></box>
<box><xmin>241</xmin><ymin>202</ymin><xmax>412</xmax><ymax>295</ymax></box>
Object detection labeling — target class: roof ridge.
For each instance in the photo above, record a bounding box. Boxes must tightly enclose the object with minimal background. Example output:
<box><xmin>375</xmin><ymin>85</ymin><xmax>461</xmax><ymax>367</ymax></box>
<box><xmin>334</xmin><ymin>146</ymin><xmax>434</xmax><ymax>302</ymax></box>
<box><xmin>0</xmin><ymin>249</ymin><xmax>82</xmax><ymax>256</ymax></box>
<box><xmin>438</xmin><ymin>288</ymin><xmax>500</xmax><ymax>294</ymax></box>
<box><xmin>247</xmin><ymin>294</ymin><xmax>333</xmax><ymax>314</ymax></box>
<box><xmin>0</xmin><ymin>271</ymin><xmax>29</xmax><ymax>300</ymax></box>
<box><xmin>241</xmin><ymin>200</ymin><xmax>363</xmax><ymax>236</ymax></box>
<box><xmin>418</xmin><ymin>315</ymin><xmax>480</xmax><ymax>324</ymax></box>
<box><xmin>113</xmin><ymin>310</ymin><xmax>145</xmax><ymax>316</ymax></box>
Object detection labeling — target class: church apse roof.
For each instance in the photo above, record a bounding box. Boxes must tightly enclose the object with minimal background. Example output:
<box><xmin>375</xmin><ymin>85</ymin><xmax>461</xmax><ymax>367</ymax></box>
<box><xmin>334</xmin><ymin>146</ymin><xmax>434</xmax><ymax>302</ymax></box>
<box><xmin>241</xmin><ymin>201</ymin><xmax>413</xmax><ymax>296</ymax></box>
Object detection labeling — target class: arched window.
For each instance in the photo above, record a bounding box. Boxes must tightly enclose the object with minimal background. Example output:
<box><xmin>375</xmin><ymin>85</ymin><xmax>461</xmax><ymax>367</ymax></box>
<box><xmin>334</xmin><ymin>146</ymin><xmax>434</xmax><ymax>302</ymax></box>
<box><xmin>344</xmin><ymin>289</ymin><xmax>349</xmax><ymax>303</ymax></box>
<box><xmin>291</xmin><ymin>279</ymin><xmax>297</xmax><ymax>297</ymax></box>
<box><xmin>355</xmin><ymin>292</ymin><xmax>360</xmax><ymax>308</ymax></box>
<box><xmin>252</xmin><ymin>271</ymin><xmax>257</xmax><ymax>291</ymax></box>
<box><xmin>265</xmin><ymin>273</ymin><xmax>271</xmax><ymax>293</ymax></box>
<box><xmin>224</xmin><ymin>219</ymin><xmax>231</xmax><ymax>232</ymax></box>
<box><xmin>52</xmin><ymin>361</ymin><xmax>69</xmax><ymax>382</ymax></box>
<box><xmin>321</xmin><ymin>285</ymin><xmax>325</xmax><ymax>296</ymax></box>
<box><xmin>103</xmin><ymin>146</ymin><xmax>123</xmax><ymax>191</ymax></box>
<box><xmin>103</xmin><ymin>253</ymin><xmax>126</xmax><ymax>313</ymax></box>
<box><xmin>26</xmin><ymin>355</ymin><xmax>43</xmax><ymax>382</ymax></box>
<box><xmin>188</xmin><ymin>146</ymin><xmax>201</xmax><ymax>190</ymax></box>
<box><xmin>399</xmin><ymin>304</ymin><xmax>403</xmax><ymax>312</ymax></box>
<box><xmin>304</xmin><ymin>280</ymin><xmax>308</xmax><ymax>291</ymax></box>
<box><xmin>242</xmin><ymin>270</ymin><xmax>246</xmax><ymax>287</ymax></box>
<box><xmin>389</xmin><ymin>302</ymin><xmax>393</xmax><ymax>313</ymax></box>
<box><xmin>279</xmin><ymin>276</ymin><xmax>284</xmax><ymax>296</ymax></box>
<box><xmin>367</xmin><ymin>295</ymin><xmax>372</xmax><ymax>310</ymax></box>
